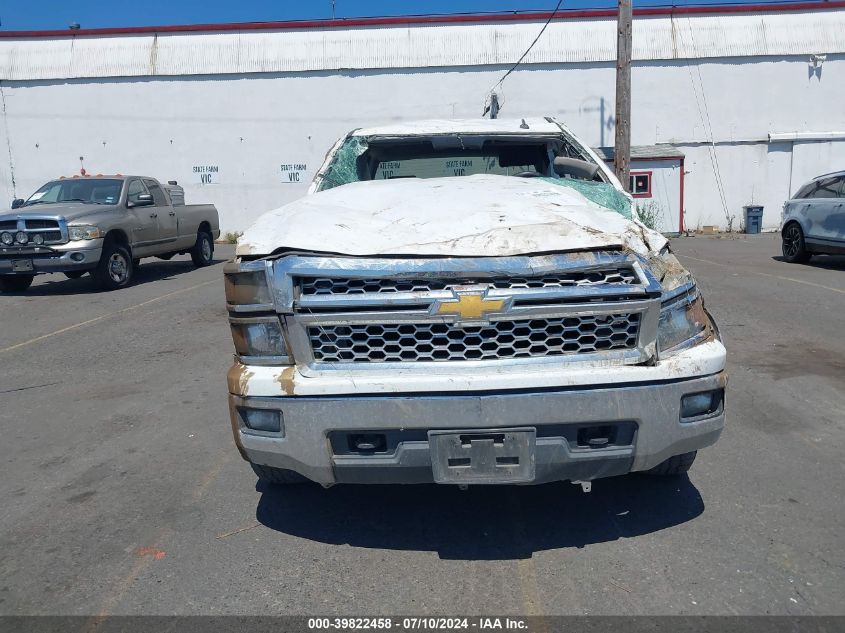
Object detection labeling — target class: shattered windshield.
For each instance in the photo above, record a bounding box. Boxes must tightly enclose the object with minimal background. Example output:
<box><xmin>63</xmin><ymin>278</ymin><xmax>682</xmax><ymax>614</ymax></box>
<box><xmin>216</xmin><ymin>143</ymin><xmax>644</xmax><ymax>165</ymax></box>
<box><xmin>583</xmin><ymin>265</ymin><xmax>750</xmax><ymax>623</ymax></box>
<box><xmin>316</xmin><ymin>135</ymin><xmax>631</xmax><ymax>219</ymax></box>
<box><xmin>24</xmin><ymin>179</ymin><xmax>123</xmax><ymax>206</ymax></box>
<box><xmin>317</xmin><ymin>136</ymin><xmax>548</xmax><ymax>189</ymax></box>
<box><xmin>374</xmin><ymin>155</ymin><xmax>540</xmax><ymax>179</ymax></box>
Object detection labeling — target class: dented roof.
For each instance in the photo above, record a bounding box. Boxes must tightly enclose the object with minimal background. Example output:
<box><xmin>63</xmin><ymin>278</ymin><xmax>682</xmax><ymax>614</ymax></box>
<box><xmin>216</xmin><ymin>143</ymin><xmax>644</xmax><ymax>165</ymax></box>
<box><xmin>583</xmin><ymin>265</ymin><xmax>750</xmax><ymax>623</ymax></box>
<box><xmin>352</xmin><ymin>118</ymin><xmax>563</xmax><ymax>137</ymax></box>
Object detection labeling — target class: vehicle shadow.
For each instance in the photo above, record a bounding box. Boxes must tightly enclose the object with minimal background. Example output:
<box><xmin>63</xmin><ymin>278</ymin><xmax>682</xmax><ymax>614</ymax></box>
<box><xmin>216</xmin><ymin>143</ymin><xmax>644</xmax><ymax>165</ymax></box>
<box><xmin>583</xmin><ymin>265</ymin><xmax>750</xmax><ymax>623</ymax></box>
<box><xmin>7</xmin><ymin>257</ymin><xmax>225</xmax><ymax>296</ymax></box>
<box><xmin>255</xmin><ymin>474</ymin><xmax>704</xmax><ymax>560</ymax></box>
<box><xmin>771</xmin><ymin>255</ymin><xmax>845</xmax><ymax>270</ymax></box>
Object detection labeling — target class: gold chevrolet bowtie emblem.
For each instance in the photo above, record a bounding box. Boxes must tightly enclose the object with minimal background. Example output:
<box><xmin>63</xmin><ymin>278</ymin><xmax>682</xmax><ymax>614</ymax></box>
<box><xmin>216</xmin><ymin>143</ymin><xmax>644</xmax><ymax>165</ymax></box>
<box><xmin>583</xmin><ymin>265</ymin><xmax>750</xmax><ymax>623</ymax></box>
<box><xmin>435</xmin><ymin>292</ymin><xmax>506</xmax><ymax>321</ymax></box>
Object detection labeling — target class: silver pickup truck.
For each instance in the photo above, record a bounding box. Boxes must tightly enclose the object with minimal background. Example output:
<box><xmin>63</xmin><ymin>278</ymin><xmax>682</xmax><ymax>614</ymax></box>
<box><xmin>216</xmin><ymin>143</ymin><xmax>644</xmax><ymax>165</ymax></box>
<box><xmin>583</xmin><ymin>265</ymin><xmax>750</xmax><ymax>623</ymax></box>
<box><xmin>224</xmin><ymin>118</ymin><xmax>727</xmax><ymax>489</ymax></box>
<box><xmin>0</xmin><ymin>175</ymin><xmax>220</xmax><ymax>292</ymax></box>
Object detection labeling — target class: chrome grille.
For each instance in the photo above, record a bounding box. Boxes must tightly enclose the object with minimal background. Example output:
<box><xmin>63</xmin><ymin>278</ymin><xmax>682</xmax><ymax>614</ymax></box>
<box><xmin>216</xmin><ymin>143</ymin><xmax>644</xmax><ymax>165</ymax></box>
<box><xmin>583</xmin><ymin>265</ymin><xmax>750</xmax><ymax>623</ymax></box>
<box><xmin>299</xmin><ymin>268</ymin><xmax>639</xmax><ymax>296</ymax></box>
<box><xmin>24</xmin><ymin>219</ymin><xmax>59</xmax><ymax>230</ymax></box>
<box><xmin>0</xmin><ymin>215</ymin><xmax>67</xmax><ymax>245</ymax></box>
<box><xmin>308</xmin><ymin>314</ymin><xmax>641</xmax><ymax>363</ymax></box>
<box><xmin>26</xmin><ymin>231</ymin><xmax>63</xmax><ymax>242</ymax></box>
<box><xmin>270</xmin><ymin>252</ymin><xmax>662</xmax><ymax>368</ymax></box>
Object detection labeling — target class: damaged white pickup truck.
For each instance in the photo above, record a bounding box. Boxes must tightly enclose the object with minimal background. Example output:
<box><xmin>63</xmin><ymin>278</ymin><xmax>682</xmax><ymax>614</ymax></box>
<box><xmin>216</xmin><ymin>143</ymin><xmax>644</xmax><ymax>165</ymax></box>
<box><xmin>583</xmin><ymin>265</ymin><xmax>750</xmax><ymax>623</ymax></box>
<box><xmin>224</xmin><ymin>118</ymin><xmax>726</xmax><ymax>488</ymax></box>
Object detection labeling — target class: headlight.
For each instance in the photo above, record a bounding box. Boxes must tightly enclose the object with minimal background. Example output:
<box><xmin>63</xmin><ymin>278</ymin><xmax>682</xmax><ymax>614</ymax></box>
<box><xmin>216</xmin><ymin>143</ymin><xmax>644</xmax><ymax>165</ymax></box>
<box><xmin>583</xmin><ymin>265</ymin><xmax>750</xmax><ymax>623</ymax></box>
<box><xmin>657</xmin><ymin>288</ymin><xmax>710</xmax><ymax>355</ymax></box>
<box><xmin>68</xmin><ymin>225</ymin><xmax>103</xmax><ymax>241</ymax></box>
<box><xmin>229</xmin><ymin>317</ymin><xmax>290</xmax><ymax>364</ymax></box>
<box><xmin>1</xmin><ymin>231</ymin><xmax>13</xmax><ymax>245</ymax></box>
<box><xmin>224</xmin><ymin>261</ymin><xmax>273</xmax><ymax>309</ymax></box>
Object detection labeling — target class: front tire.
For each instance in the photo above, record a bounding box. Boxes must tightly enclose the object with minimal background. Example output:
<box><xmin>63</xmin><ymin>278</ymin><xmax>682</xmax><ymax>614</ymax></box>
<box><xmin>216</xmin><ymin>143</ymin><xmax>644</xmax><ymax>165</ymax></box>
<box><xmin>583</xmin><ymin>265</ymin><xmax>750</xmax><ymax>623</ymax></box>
<box><xmin>644</xmin><ymin>451</ymin><xmax>697</xmax><ymax>476</ymax></box>
<box><xmin>782</xmin><ymin>223</ymin><xmax>811</xmax><ymax>263</ymax></box>
<box><xmin>250</xmin><ymin>463</ymin><xmax>308</xmax><ymax>485</ymax></box>
<box><xmin>0</xmin><ymin>274</ymin><xmax>34</xmax><ymax>292</ymax></box>
<box><xmin>94</xmin><ymin>242</ymin><xmax>133</xmax><ymax>291</ymax></box>
<box><xmin>190</xmin><ymin>231</ymin><xmax>214</xmax><ymax>267</ymax></box>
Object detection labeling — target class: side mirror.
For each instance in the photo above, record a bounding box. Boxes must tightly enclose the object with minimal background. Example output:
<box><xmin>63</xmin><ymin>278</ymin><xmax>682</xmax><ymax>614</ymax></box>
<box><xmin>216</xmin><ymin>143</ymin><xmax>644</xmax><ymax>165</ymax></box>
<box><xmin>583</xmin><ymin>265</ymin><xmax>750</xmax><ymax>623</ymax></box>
<box><xmin>11</xmin><ymin>198</ymin><xmax>24</xmax><ymax>209</ymax></box>
<box><xmin>553</xmin><ymin>157</ymin><xmax>600</xmax><ymax>181</ymax></box>
<box><xmin>128</xmin><ymin>194</ymin><xmax>154</xmax><ymax>208</ymax></box>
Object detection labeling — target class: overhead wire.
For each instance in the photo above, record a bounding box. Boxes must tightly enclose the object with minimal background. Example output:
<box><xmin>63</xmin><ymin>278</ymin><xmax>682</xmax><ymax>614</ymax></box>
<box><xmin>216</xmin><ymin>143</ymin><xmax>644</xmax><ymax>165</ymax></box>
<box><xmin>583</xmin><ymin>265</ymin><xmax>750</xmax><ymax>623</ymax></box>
<box><xmin>483</xmin><ymin>0</ymin><xmax>564</xmax><ymax>115</ymax></box>
<box><xmin>676</xmin><ymin>14</ymin><xmax>733</xmax><ymax>228</ymax></box>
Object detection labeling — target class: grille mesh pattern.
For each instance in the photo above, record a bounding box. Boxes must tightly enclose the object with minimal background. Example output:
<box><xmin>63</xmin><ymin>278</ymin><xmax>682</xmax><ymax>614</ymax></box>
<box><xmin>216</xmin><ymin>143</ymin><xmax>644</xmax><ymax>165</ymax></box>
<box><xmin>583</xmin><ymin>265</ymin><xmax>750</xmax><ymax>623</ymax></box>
<box><xmin>299</xmin><ymin>268</ymin><xmax>638</xmax><ymax>296</ymax></box>
<box><xmin>308</xmin><ymin>314</ymin><xmax>641</xmax><ymax>363</ymax></box>
<box><xmin>24</xmin><ymin>219</ymin><xmax>60</xmax><ymax>230</ymax></box>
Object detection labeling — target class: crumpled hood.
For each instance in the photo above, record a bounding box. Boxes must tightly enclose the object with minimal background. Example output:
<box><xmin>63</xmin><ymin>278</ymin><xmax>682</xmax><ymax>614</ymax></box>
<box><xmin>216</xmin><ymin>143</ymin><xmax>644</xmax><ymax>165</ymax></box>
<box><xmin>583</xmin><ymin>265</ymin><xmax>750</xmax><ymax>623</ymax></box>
<box><xmin>237</xmin><ymin>174</ymin><xmax>667</xmax><ymax>258</ymax></box>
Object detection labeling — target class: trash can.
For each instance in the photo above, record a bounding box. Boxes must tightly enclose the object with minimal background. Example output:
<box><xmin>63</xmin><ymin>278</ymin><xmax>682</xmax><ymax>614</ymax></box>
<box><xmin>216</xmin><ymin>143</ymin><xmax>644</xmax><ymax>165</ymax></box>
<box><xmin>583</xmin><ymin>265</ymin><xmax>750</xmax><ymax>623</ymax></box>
<box><xmin>744</xmin><ymin>205</ymin><xmax>764</xmax><ymax>234</ymax></box>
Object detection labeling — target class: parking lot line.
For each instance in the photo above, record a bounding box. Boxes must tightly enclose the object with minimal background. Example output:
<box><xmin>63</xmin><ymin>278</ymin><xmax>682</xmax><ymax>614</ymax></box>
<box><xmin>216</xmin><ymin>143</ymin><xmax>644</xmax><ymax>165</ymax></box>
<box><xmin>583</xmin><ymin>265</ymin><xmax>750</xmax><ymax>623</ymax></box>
<box><xmin>677</xmin><ymin>254</ymin><xmax>845</xmax><ymax>295</ymax></box>
<box><xmin>507</xmin><ymin>494</ymin><xmax>548</xmax><ymax>621</ymax></box>
<box><xmin>0</xmin><ymin>279</ymin><xmax>220</xmax><ymax>355</ymax></box>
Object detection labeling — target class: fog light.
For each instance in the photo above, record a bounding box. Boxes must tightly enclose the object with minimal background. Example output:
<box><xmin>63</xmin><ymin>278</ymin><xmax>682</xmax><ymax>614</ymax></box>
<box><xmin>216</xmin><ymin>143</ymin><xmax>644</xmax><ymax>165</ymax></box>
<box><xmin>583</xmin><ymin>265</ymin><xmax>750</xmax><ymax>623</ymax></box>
<box><xmin>1</xmin><ymin>232</ymin><xmax>13</xmax><ymax>245</ymax></box>
<box><xmin>15</xmin><ymin>231</ymin><xmax>28</xmax><ymax>244</ymax></box>
<box><xmin>241</xmin><ymin>408</ymin><xmax>283</xmax><ymax>434</ymax></box>
<box><xmin>70</xmin><ymin>252</ymin><xmax>85</xmax><ymax>262</ymax></box>
<box><xmin>680</xmin><ymin>389</ymin><xmax>723</xmax><ymax>420</ymax></box>
<box><xmin>32</xmin><ymin>233</ymin><xmax>44</xmax><ymax>245</ymax></box>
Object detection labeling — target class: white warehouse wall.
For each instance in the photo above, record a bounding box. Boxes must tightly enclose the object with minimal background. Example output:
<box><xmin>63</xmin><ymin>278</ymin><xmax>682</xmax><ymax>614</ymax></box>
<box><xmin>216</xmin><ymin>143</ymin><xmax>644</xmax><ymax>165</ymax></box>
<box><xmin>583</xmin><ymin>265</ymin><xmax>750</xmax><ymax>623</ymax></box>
<box><xmin>0</xmin><ymin>12</ymin><xmax>843</xmax><ymax>233</ymax></box>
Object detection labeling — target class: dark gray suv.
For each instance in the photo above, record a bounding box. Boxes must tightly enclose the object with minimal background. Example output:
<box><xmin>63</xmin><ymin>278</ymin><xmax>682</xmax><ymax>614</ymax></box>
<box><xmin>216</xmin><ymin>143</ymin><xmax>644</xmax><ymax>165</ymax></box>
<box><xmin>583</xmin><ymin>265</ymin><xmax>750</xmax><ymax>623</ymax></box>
<box><xmin>781</xmin><ymin>170</ymin><xmax>845</xmax><ymax>263</ymax></box>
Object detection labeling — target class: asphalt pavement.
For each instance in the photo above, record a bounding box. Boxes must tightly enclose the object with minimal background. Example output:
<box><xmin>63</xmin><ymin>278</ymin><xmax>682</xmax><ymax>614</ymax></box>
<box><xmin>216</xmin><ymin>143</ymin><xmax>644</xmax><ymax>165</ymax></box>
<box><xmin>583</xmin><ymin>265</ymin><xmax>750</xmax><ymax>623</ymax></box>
<box><xmin>0</xmin><ymin>235</ymin><xmax>843</xmax><ymax>616</ymax></box>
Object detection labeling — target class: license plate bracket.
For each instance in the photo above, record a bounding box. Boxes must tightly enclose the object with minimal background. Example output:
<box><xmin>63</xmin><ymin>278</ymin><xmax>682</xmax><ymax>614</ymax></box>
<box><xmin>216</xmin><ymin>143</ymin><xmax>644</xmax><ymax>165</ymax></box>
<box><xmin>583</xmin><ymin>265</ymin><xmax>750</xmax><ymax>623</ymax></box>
<box><xmin>11</xmin><ymin>259</ymin><xmax>34</xmax><ymax>272</ymax></box>
<box><xmin>429</xmin><ymin>427</ymin><xmax>536</xmax><ymax>484</ymax></box>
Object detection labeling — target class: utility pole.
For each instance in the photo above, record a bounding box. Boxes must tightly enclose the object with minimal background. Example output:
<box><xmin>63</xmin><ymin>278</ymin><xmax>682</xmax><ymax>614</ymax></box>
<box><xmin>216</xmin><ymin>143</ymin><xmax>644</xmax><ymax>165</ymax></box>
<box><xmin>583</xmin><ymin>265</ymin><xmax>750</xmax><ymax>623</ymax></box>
<box><xmin>489</xmin><ymin>93</ymin><xmax>500</xmax><ymax>119</ymax></box>
<box><xmin>614</xmin><ymin>0</ymin><xmax>632</xmax><ymax>191</ymax></box>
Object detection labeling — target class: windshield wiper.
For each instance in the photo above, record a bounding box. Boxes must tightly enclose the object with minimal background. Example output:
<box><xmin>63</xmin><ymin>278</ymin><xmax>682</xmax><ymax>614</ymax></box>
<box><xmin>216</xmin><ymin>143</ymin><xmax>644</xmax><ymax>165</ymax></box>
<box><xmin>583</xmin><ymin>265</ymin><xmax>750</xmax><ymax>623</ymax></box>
<box><xmin>58</xmin><ymin>198</ymin><xmax>87</xmax><ymax>203</ymax></box>
<box><xmin>22</xmin><ymin>200</ymin><xmax>53</xmax><ymax>206</ymax></box>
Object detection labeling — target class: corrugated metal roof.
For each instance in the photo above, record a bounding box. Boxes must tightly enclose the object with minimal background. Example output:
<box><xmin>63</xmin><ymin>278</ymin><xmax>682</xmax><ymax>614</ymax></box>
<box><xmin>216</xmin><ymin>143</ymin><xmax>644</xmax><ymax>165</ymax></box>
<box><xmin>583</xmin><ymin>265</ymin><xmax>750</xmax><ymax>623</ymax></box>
<box><xmin>1</xmin><ymin>6</ymin><xmax>843</xmax><ymax>81</ymax></box>
<box><xmin>594</xmin><ymin>144</ymin><xmax>685</xmax><ymax>161</ymax></box>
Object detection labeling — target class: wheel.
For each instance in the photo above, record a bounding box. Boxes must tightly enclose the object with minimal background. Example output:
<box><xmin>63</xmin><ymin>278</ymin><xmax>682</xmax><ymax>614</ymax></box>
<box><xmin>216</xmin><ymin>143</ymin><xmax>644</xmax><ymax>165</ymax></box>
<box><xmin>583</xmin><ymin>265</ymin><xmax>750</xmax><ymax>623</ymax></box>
<box><xmin>0</xmin><ymin>274</ymin><xmax>34</xmax><ymax>292</ymax></box>
<box><xmin>782</xmin><ymin>223</ymin><xmax>811</xmax><ymax>263</ymax></box>
<box><xmin>94</xmin><ymin>242</ymin><xmax>134</xmax><ymax>290</ymax></box>
<box><xmin>190</xmin><ymin>231</ymin><xmax>214</xmax><ymax>267</ymax></box>
<box><xmin>250</xmin><ymin>463</ymin><xmax>308</xmax><ymax>485</ymax></box>
<box><xmin>64</xmin><ymin>271</ymin><xmax>86</xmax><ymax>280</ymax></box>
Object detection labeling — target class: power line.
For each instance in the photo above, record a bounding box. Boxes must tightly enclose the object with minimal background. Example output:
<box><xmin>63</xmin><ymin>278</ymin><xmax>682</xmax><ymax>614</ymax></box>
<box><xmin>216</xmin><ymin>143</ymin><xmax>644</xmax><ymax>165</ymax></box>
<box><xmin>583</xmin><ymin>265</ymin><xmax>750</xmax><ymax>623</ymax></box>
<box><xmin>483</xmin><ymin>0</ymin><xmax>563</xmax><ymax>115</ymax></box>
<box><xmin>677</xmin><ymin>15</ymin><xmax>733</xmax><ymax>229</ymax></box>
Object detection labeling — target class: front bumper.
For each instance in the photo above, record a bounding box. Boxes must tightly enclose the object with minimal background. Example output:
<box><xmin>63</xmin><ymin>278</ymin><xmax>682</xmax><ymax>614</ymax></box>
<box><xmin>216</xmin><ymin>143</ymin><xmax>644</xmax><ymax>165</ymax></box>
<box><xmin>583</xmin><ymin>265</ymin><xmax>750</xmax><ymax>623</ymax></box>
<box><xmin>0</xmin><ymin>242</ymin><xmax>102</xmax><ymax>274</ymax></box>
<box><xmin>229</xmin><ymin>371</ymin><xmax>727</xmax><ymax>486</ymax></box>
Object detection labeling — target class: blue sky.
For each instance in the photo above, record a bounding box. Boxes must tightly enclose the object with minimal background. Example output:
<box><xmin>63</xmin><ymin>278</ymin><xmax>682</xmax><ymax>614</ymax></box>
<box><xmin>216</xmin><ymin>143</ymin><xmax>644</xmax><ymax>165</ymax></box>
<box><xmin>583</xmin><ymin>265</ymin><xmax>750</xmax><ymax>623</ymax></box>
<box><xmin>1</xmin><ymin>0</ymin><xmax>803</xmax><ymax>31</ymax></box>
